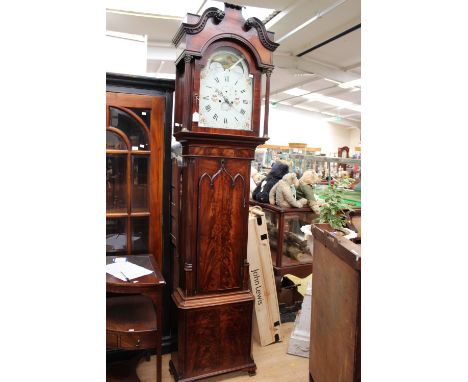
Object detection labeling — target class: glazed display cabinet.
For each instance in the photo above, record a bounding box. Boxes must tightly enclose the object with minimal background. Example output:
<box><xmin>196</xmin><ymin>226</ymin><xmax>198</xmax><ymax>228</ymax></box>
<box><xmin>249</xmin><ymin>200</ymin><xmax>317</xmax><ymax>278</ymax></box>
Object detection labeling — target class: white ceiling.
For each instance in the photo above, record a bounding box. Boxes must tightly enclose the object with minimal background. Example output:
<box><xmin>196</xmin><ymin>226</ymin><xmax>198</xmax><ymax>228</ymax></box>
<box><xmin>106</xmin><ymin>0</ymin><xmax>361</xmax><ymax>127</ymax></box>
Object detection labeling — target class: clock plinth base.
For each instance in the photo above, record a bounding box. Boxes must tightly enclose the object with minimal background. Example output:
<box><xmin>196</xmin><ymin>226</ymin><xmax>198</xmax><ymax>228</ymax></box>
<box><xmin>170</xmin><ymin>291</ymin><xmax>256</xmax><ymax>382</ymax></box>
<box><xmin>169</xmin><ymin>360</ymin><xmax>256</xmax><ymax>382</ymax></box>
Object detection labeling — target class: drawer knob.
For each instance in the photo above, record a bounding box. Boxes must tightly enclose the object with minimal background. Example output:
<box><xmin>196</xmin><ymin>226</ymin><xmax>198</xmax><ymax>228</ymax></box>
<box><xmin>135</xmin><ymin>338</ymin><xmax>141</xmax><ymax>348</ymax></box>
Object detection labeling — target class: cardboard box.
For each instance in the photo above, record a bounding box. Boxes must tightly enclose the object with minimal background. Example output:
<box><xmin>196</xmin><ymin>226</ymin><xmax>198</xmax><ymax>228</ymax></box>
<box><xmin>247</xmin><ymin>207</ymin><xmax>282</xmax><ymax>346</ymax></box>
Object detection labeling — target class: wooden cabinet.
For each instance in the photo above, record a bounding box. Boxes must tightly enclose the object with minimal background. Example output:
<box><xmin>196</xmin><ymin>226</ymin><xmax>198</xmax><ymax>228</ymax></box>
<box><xmin>106</xmin><ymin>73</ymin><xmax>175</xmax><ymax>355</ymax></box>
<box><xmin>106</xmin><ymin>83</ymin><xmax>170</xmax><ymax>267</ymax></box>
<box><xmin>309</xmin><ymin>224</ymin><xmax>361</xmax><ymax>382</ymax></box>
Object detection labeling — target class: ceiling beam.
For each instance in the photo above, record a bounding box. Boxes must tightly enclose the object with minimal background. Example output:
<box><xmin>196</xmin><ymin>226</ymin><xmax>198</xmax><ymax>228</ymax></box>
<box><xmin>265</xmin><ymin>0</ymin><xmax>309</xmax><ymax>29</ymax></box>
<box><xmin>297</xmin><ymin>23</ymin><xmax>361</xmax><ymax>57</ymax></box>
<box><xmin>343</xmin><ymin>61</ymin><xmax>361</xmax><ymax>71</ymax></box>
<box><xmin>269</xmin><ymin>75</ymin><xmax>322</xmax><ymax>97</ymax></box>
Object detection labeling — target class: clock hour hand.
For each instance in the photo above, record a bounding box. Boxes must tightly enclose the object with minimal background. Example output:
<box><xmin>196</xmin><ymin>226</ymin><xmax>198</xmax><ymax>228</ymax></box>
<box><xmin>214</xmin><ymin>88</ymin><xmax>233</xmax><ymax>106</ymax></box>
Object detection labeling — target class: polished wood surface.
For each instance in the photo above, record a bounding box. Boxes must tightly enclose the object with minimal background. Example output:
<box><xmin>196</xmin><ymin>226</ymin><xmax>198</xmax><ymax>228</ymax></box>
<box><xmin>107</xmin><ymin>295</ymin><xmax>157</xmax><ymax>351</ymax></box>
<box><xmin>107</xmin><ymin>295</ymin><xmax>157</xmax><ymax>333</ymax></box>
<box><xmin>171</xmin><ymin>4</ymin><xmax>278</xmax><ymax>380</ymax></box>
<box><xmin>309</xmin><ymin>225</ymin><xmax>361</xmax><ymax>382</ymax></box>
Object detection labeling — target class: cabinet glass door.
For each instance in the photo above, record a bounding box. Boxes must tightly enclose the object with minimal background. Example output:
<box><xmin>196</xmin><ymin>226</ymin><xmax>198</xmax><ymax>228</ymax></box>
<box><xmin>106</xmin><ymin>93</ymin><xmax>165</xmax><ymax>264</ymax></box>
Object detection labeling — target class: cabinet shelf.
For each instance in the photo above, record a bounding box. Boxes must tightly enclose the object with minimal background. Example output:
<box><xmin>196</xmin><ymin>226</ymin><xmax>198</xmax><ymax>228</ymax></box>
<box><xmin>107</xmin><ymin>295</ymin><xmax>157</xmax><ymax>351</ymax></box>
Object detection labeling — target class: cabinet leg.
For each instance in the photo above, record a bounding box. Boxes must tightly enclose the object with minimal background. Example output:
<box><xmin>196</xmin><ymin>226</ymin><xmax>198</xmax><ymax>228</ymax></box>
<box><xmin>248</xmin><ymin>366</ymin><xmax>257</xmax><ymax>377</ymax></box>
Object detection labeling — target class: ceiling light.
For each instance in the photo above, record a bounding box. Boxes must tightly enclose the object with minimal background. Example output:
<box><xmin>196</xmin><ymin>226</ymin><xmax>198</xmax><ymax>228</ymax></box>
<box><xmin>283</xmin><ymin>88</ymin><xmax>310</xmax><ymax>97</ymax></box>
<box><xmin>276</xmin><ymin>0</ymin><xmax>347</xmax><ymax>43</ymax></box>
<box><xmin>339</xmin><ymin>78</ymin><xmax>361</xmax><ymax>88</ymax></box>
<box><xmin>303</xmin><ymin>93</ymin><xmax>322</xmax><ymax>101</ymax></box>
<box><xmin>324</xmin><ymin>78</ymin><xmax>342</xmax><ymax>85</ymax></box>
<box><xmin>302</xmin><ymin>92</ymin><xmax>361</xmax><ymax>112</ymax></box>
<box><xmin>342</xmin><ymin>104</ymin><xmax>361</xmax><ymax>112</ymax></box>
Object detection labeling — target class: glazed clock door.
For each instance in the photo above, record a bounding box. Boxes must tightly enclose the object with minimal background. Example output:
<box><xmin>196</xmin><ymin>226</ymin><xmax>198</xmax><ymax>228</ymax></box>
<box><xmin>106</xmin><ymin>92</ymin><xmax>165</xmax><ymax>267</ymax></box>
<box><xmin>198</xmin><ymin>47</ymin><xmax>253</xmax><ymax>130</ymax></box>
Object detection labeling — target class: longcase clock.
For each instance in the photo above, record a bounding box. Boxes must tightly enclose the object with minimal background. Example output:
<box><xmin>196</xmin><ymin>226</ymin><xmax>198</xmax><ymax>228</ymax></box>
<box><xmin>169</xmin><ymin>3</ymin><xmax>279</xmax><ymax>381</ymax></box>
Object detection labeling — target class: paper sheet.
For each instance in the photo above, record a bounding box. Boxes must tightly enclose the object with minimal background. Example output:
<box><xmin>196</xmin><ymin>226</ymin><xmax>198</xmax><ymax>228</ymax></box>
<box><xmin>106</xmin><ymin>261</ymin><xmax>153</xmax><ymax>281</ymax></box>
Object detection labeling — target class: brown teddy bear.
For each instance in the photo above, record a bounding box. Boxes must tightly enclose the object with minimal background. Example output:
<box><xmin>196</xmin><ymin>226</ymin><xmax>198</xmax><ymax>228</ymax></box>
<box><xmin>269</xmin><ymin>173</ymin><xmax>308</xmax><ymax>208</ymax></box>
<box><xmin>296</xmin><ymin>170</ymin><xmax>324</xmax><ymax>213</ymax></box>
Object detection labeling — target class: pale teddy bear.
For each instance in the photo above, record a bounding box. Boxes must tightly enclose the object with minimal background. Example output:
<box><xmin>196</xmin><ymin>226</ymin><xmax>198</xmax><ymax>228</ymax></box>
<box><xmin>296</xmin><ymin>170</ymin><xmax>325</xmax><ymax>214</ymax></box>
<box><xmin>269</xmin><ymin>173</ymin><xmax>308</xmax><ymax>208</ymax></box>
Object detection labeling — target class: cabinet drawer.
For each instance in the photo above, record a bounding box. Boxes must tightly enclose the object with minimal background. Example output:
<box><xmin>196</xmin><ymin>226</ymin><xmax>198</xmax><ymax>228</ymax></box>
<box><xmin>119</xmin><ymin>331</ymin><xmax>156</xmax><ymax>350</ymax></box>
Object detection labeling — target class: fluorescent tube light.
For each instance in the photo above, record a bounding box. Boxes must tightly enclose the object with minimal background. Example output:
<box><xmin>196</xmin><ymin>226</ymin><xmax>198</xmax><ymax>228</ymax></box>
<box><xmin>303</xmin><ymin>92</ymin><xmax>361</xmax><ymax>112</ymax></box>
<box><xmin>339</xmin><ymin>78</ymin><xmax>361</xmax><ymax>88</ymax></box>
<box><xmin>324</xmin><ymin>78</ymin><xmax>342</xmax><ymax>85</ymax></box>
<box><xmin>283</xmin><ymin>88</ymin><xmax>310</xmax><ymax>97</ymax></box>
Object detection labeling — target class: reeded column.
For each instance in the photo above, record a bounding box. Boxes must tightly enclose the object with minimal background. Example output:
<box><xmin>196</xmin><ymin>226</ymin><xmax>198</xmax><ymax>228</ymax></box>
<box><xmin>182</xmin><ymin>54</ymin><xmax>193</xmax><ymax>132</ymax></box>
<box><xmin>263</xmin><ymin>68</ymin><xmax>273</xmax><ymax>138</ymax></box>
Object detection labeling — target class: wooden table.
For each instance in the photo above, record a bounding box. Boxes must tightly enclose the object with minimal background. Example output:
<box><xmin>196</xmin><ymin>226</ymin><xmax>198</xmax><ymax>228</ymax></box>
<box><xmin>106</xmin><ymin>255</ymin><xmax>166</xmax><ymax>382</ymax></box>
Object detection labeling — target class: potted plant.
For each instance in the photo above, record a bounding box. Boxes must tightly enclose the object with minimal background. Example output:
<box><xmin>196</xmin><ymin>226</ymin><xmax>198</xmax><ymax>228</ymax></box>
<box><xmin>316</xmin><ymin>178</ymin><xmax>358</xmax><ymax>239</ymax></box>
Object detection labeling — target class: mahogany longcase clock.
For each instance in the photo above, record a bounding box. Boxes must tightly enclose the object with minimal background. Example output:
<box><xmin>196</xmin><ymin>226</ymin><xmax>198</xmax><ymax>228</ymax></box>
<box><xmin>170</xmin><ymin>3</ymin><xmax>279</xmax><ymax>381</ymax></box>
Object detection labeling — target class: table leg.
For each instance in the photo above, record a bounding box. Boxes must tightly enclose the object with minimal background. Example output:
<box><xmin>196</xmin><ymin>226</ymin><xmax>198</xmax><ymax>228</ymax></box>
<box><xmin>157</xmin><ymin>331</ymin><xmax>162</xmax><ymax>382</ymax></box>
<box><xmin>148</xmin><ymin>289</ymin><xmax>163</xmax><ymax>382</ymax></box>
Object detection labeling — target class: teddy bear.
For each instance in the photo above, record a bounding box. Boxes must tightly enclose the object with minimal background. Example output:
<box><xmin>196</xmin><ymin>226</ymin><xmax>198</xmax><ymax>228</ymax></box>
<box><xmin>295</xmin><ymin>170</ymin><xmax>324</xmax><ymax>214</ymax></box>
<box><xmin>252</xmin><ymin>162</ymin><xmax>289</xmax><ymax>203</ymax></box>
<box><xmin>269</xmin><ymin>172</ymin><xmax>308</xmax><ymax>208</ymax></box>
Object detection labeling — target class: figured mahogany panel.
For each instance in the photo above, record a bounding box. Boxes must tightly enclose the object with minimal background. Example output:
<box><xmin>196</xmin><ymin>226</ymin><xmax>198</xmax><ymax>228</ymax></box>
<box><xmin>184</xmin><ymin>301</ymin><xmax>253</xmax><ymax>376</ymax></box>
<box><xmin>196</xmin><ymin>158</ymin><xmax>248</xmax><ymax>293</ymax></box>
<box><xmin>219</xmin><ymin>303</ymin><xmax>252</xmax><ymax>368</ymax></box>
<box><xmin>186</xmin><ymin>308</ymin><xmax>220</xmax><ymax>375</ymax></box>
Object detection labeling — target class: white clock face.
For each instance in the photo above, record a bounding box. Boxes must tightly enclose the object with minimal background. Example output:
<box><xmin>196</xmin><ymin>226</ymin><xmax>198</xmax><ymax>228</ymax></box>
<box><xmin>198</xmin><ymin>48</ymin><xmax>253</xmax><ymax>130</ymax></box>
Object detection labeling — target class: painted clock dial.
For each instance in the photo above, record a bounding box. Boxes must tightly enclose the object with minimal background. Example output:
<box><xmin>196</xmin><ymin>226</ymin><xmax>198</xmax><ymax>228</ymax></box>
<box><xmin>198</xmin><ymin>47</ymin><xmax>253</xmax><ymax>130</ymax></box>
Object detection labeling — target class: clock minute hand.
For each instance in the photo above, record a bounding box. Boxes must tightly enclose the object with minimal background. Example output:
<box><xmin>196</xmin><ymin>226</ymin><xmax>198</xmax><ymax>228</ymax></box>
<box><xmin>214</xmin><ymin>88</ymin><xmax>233</xmax><ymax>105</ymax></box>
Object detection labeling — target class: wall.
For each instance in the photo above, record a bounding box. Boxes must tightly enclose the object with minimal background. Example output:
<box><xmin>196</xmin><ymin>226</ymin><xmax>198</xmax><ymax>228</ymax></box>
<box><xmin>263</xmin><ymin>104</ymin><xmax>360</xmax><ymax>155</ymax></box>
<box><xmin>106</xmin><ymin>31</ymin><xmax>147</xmax><ymax>75</ymax></box>
<box><xmin>349</xmin><ymin>127</ymin><xmax>361</xmax><ymax>152</ymax></box>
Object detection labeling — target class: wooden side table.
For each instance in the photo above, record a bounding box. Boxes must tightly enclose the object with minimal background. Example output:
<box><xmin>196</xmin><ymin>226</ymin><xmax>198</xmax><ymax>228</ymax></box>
<box><xmin>106</xmin><ymin>255</ymin><xmax>166</xmax><ymax>382</ymax></box>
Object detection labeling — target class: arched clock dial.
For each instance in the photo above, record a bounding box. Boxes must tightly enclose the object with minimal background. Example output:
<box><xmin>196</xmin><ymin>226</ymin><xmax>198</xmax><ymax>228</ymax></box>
<box><xmin>198</xmin><ymin>47</ymin><xmax>253</xmax><ymax>130</ymax></box>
